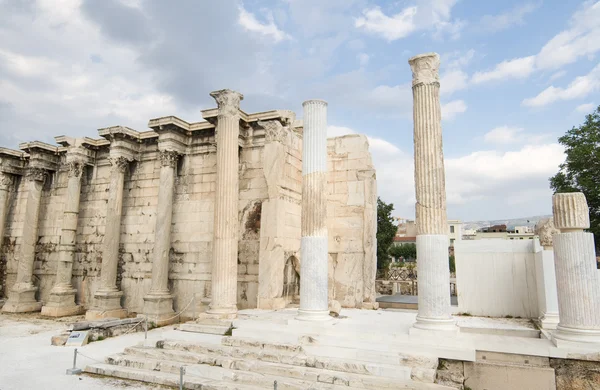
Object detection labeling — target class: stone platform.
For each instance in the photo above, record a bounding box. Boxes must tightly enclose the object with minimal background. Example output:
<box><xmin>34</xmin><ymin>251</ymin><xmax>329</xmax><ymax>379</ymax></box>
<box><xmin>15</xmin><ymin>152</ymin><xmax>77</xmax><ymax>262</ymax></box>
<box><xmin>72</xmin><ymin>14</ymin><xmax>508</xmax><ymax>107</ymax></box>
<box><xmin>84</xmin><ymin>308</ymin><xmax>600</xmax><ymax>389</ymax></box>
<box><xmin>376</xmin><ymin>294</ymin><xmax>458</xmax><ymax>310</ymax></box>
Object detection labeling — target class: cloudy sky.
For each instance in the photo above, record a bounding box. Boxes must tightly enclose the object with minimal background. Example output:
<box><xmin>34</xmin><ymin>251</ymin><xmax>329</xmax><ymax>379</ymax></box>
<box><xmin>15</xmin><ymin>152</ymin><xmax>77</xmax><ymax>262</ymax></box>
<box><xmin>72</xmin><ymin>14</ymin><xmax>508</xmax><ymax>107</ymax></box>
<box><xmin>0</xmin><ymin>0</ymin><xmax>599</xmax><ymax>221</ymax></box>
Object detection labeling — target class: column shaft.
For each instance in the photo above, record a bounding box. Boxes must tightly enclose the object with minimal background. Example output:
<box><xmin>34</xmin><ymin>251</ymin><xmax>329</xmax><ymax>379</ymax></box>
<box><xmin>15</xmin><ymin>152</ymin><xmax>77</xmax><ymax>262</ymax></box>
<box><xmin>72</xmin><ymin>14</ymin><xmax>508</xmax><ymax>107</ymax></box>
<box><xmin>86</xmin><ymin>157</ymin><xmax>129</xmax><ymax>319</ymax></box>
<box><xmin>208</xmin><ymin>89</ymin><xmax>243</xmax><ymax>318</ymax></box>
<box><xmin>0</xmin><ymin>173</ymin><xmax>13</xmax><ymax>251</ymax></box>
<box><xmin>298</xmin><ymin>99</ymin><xmax>329</xmax><ymax>321</ymax></box>
<box><xmin>552</xmin><ymin>192</ymin><xmax>600</xmax><ymax>344</ymax></box>
<box><xmin>42</xmin><ymin>161</ymin><xmax>84</xmax><ymax>317</ymax></box>
<box><xmin>409</xmin><ymin>52</ymin><xmax>455</xmax><ymax>332</ymax></box>
<box><xmin>3</xmin><ymin>168</ymin><xmax>46</xmax><ymax>313</ymax></box>
<box><xmin>143</xmin><ymin>151</ymin><xmax>178</xmax><ymax>323</ymax></box>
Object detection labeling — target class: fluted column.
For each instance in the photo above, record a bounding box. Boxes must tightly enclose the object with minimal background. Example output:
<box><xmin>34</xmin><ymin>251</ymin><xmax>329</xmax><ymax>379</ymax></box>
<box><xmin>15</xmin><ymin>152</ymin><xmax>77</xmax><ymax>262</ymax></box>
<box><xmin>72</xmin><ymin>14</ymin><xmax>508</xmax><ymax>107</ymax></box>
<box><xmin>409</xmin><ymin>53</ymin><xmax>456</xmax><ymax>332</ymax></box>
<box><xmin>3</xmin><ymin>167</ymin><xmax>47</xmax><ymax>313</ymax></box>
<box><xmin>86</xmin><ymin>156</ymin><xmax>130</xmax><ymax>320</ymax></box>
<box><xmin>143</xmin><ymin>150</ymin><xmax>179</xmax><ymax>323</ymax></box>
<box><xmin>42</xmin><ymin>159</ymin><xmax>85</xmax><ymax>317</ymax></box>
<box><xmin>207</xmin><ymin>89</ymin><xmax>243</xmax><ymax>319</ymax></box>
<box><xmin>297</xmin><ymin>99</ymin><xmax>330</xmax><ymax>321</ymax></box>
<box><xmin>0</xmin><ymin>172</ymin><xmax>14</xmax><ymax>252</ymax></box>
<box><xmin>552</xmin><ymin>192</ymin><xmax>600</xmax><ymax>344</ymax></box>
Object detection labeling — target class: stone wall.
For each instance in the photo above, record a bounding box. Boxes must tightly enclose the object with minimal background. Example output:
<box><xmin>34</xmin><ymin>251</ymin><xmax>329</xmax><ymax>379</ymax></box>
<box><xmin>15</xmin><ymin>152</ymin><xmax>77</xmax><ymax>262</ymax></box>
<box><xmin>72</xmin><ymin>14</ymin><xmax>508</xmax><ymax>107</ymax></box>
<box><xmin>0</xmin><ymin>102</ymin><xmax>378</xmax><ymax>315</ymax></box>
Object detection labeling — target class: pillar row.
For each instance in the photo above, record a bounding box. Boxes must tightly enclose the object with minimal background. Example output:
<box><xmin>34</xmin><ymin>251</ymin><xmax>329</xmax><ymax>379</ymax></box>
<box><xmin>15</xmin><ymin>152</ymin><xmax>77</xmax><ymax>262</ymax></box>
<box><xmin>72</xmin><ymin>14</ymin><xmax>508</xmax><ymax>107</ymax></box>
<box><xmin>207</xmin><ymin>89</ymin><xmax>243</xmax><ymax>319</ymax></box>
<box><xmin>552</xmin><ymin>192</ymin><xmax>600</xmax><ymax>345</ymax></box>
<box><xmin>86</xmin><ymin>156</ymin><xmax>131</xmax><ymax>320</ymax></box>
<box><xmin>3</xmin><ymin>167</ymin><xmax>47</xmax><ymax>313</ymax></box>
<box><xmin>143</xmin><ymin>150</ymin><xmax>179</xmax><ymax>324</ymax></box>
<box><xmin>409</xmin><ymin>53</ymin><xmax>456</xmax><ymax>333</ymax></box>
<box><xmin>297</xmin><ymin>99</ymin><xmax>330</xmax><ymax>321</ymax></box>
<box><xmin>42</xmin><ymin>159</ymin><xmax>85</xmax><ymax>317</ymax></box>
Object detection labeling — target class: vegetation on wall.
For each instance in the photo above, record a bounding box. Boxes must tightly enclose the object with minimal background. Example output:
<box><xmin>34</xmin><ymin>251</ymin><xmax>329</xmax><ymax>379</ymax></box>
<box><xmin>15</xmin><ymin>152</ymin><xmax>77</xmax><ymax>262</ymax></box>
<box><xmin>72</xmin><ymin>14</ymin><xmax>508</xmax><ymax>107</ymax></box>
<box><xmin>550</xmin><ymin>105</ymin><xmax>600</xmax><ymax>253</ymax></box>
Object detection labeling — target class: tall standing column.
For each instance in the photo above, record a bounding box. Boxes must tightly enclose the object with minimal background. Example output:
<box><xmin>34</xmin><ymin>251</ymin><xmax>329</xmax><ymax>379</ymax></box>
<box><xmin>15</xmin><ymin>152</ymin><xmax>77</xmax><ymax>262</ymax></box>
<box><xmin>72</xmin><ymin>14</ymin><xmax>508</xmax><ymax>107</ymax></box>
<box><xmin>143</xmin><ymin>150</ymin><xmax>179</xmax><ymax>324</ymax></box>
<box><xmin>0</xmin><ymin>172</ymin><xmax>13</xmax><ymax>251</ymax></box>
<box><xmin>552</xmin><ymin>192</ymin><xmax>600</xmax><ymax>344</ymax></box>
<box><xmin>42</xmin><ymin>159</ymin><xmax>85</xmax><ymax>317</ymax></box>
<box><xmin>86</xmin><ymin>156</ymin><xmax>130</xmax><ymax>320</ymax></box>
<box><xmin>207</xmin><ymin>89</ymin><xmax>243</xmax><ymax>319</ymax></box>
<box><xmin>2</xmin><ymin>167</ymin><xmax>47</xmax><ymax>313</ymax></box>
<box><xmin>534</xmin><ymin>218</ymin><xmax>560</xmax><ymax>329</ymax></box>
<box><xmin>297</xmin><ymin>99</ymin><xmax>330</xmax><ymax>321</ymax></box>
<box><xmin>409</xmin><ymin>53</ymin><xmax>456</xmax><ymax>332</ymax></box>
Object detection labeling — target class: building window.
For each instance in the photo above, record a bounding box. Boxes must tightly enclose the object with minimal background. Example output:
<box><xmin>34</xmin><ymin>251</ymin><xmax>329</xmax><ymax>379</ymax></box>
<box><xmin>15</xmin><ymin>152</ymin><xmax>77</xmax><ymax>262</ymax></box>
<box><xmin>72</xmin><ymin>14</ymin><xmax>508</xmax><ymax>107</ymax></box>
<box><xmin>450</xmin><ymin>226</ymin><xmax>455</xmax><ymax>233</ymax></box>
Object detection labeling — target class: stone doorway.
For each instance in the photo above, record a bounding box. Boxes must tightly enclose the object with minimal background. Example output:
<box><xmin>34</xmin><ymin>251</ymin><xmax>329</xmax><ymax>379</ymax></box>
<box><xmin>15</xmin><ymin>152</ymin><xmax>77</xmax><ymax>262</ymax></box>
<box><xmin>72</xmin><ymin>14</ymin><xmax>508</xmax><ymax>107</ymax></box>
<box><xmin>282</xmin><ymin>256</ymin><xmax>300</xmax><ymax>305</ymax></box>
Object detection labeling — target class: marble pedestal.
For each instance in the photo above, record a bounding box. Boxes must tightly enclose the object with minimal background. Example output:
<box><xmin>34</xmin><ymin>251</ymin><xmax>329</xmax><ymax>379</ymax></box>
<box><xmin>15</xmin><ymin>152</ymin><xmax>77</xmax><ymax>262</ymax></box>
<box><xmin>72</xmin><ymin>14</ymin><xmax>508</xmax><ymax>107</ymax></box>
<box><xmin>85</xmin><ymin>290</ymin><xmax>127</xmax><ymax>320</ymax></box>
<box><xmin>2</xmin><ymin>284</ymin><xmax>42</xmax><ymax>313</ymax></box>
<box><xmin>143</xmin><ymin>293</ymin><xmax>176</xmax><ymax>326</ymax></box>
<box><xmin>41</xmin><ymin>288</ymin><xmax>83</xmax><ymax>317</ymax></box>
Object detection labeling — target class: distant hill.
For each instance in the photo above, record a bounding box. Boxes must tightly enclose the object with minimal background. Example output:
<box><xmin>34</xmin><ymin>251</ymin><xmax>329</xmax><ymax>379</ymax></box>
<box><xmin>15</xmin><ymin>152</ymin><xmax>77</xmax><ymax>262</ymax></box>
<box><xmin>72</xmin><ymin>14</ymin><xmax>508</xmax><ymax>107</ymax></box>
<box><xmin>462</xmin><ymin>215</ymin><xmax>552</xmax><ymax>231</ymax></box>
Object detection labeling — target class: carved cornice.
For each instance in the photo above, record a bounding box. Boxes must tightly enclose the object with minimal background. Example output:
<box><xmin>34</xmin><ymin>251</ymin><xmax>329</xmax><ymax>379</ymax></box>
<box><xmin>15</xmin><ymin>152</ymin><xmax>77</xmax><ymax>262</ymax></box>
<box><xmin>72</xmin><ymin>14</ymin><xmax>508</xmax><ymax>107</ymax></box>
<box><xmin>108</xmin><ymin>156</ymin><xmax>131</xmax><ymax>173</ymax></box>
<box><xmin>159</xmin><ymin>150</ymin><xmax>180</xmax><ymax>168</ymax></box>
<box><xmin>210</xmin><ymin>89</ymin><xmax>244</xmax><ymax>117</ymax></box>
<box><xmin>26</xmin><ymin>167</ymin><xmax>48</xmax><ymax>182</ymax></box>
<box><xmin>258</xmin><ymin>120</ymin><xmax>287</xmax><ymax>144</ymax></box>
<box><xmin>408</xmin><ymin>53</ymin><xmax>440</xmax><ymax>87</ymax></box>
<box><xmin>0</xmin><ymin>172</ymin><xmax>14</xmax><ymax>190</ymax></box>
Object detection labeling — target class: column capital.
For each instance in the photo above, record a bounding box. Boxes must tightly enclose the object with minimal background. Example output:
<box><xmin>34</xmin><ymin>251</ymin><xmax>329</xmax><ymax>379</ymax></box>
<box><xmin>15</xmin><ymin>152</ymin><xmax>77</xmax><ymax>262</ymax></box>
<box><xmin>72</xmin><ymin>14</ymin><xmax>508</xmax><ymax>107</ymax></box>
<box><xmin>408</xmin><ymin>52</ymin><xmax>440</xmax><ymax>87</ymax></box>
<box><xmin>0</xmin><ymin>172</ymin><xmax>13</xmax><ymax>190</ymax></box>
<box><xmin>159</xmin><ymin>150</ymin><xmax>180</xmax><ymax>168</ymax></box>
<box><xmin>108</xmin><ymin>156</ymin><xmax>131</xmax><ymax>173</ymax></box>
<box><xmin>26</xmin><ymin>167</ymin><xmax>47</xmax><ymax>183</ymax></box>
<box><xmin>535</xmin><ymin>218</ymin><xmax>560</xmax><ymax>249</ymax></box>
<box><xmin>552</xmin><ymin>192</ymin><xmax>590</xmax><ymax>232</ymax></box>
<box><xmin>66</xmin><ymin>159</ymin><xmax>85</xmax><ymax>179</ymax></box>
<box><xmin>210</xmin><ymin>89</ymin><xmax>244</xmax><ymax>117</ymax></box>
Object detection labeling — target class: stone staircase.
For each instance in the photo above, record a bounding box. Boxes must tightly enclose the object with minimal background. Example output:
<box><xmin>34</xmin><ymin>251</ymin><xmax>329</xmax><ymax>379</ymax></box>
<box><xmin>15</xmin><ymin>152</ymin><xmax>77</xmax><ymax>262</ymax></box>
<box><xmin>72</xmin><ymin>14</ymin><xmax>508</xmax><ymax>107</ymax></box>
<box><xmin>85</xmin><ymin>336</ymin><xmax>455</xmax><ymax>389</ymax></box>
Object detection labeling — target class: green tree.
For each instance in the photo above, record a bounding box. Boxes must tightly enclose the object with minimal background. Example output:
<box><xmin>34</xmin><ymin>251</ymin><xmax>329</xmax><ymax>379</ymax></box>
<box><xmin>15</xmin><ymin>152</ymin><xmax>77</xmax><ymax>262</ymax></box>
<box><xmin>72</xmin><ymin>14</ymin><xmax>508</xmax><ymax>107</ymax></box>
<box><xmin>449</xmin><ymin>255</ymin><xmax>455</xmax><ymax>273</ymax></box>
<box><xmin>389</xmin><ymin>243</ymin><xmax>417</xmax><ymax>261</ymax></box>
<box><xmin>550</xmin><ymin>105</ymin><xmax>600</xmax><ymax>253</ymax></box>
<box><xmin>377</xmin><ymin>197</ymin><xmax>397</xmax><ymax>269</ymax></box>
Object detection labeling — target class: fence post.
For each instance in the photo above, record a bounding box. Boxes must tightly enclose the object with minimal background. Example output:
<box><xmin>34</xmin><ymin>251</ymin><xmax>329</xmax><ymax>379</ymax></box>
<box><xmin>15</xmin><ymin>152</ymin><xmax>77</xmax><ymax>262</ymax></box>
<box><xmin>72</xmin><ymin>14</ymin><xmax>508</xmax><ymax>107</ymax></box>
<box><xmin>66</xmin><ymin>348</ymin><xmax>82</xmax><ymax>375</ymax></box>
<box><xmin>179</xmin><ymin>366</ymin><xmax>185</xmax><ymax>390</ymax></box>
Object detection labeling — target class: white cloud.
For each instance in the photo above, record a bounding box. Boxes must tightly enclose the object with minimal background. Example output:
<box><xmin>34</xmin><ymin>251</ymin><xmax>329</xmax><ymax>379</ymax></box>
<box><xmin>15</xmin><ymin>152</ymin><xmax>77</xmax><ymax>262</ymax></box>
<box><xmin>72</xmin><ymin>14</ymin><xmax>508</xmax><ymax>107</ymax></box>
<box><xmin>522</xmin><ymin>64</ymin><xmax>600</xmax><ymax>107</ymax></box>
<box><xmin>471</xmin><ymin>56</ymin><xmax>536</xmax><ymax>84</ymax></box>
<box><xmin>483</xmin><ymin>126</ymin><xmax>525</xmax><ymax>144</ymax></box>
<box><xmin>355</xmin><ymin>6</ymin><xmax>417</xmax><ymax>41</ymax></box>
<box><xmin>445</xmin><ymin>49</ymin><xmax>475</xmax><ymax>69</ymax></box>
<box><xmin>355</xmin><ymin>0</ymin><xmax>463</xmax><ymax>41</ymax></box>
<box><xmin>440</xmin><ymin>69</ymin><xmax>468</xmax><ymax>95</ymax></box>
<box><xmin>472</xmin><ymin>1</ymin><xmax>600</xmax><ymax>85</ymax></box>
<box><xmin>441</xmin><ymin>99</ymin><xmax>467</xmax><ymax>120</ymax></box>
<box><xmin>575</xmin><ymin>102</ymin><xmax>596</xmax><ymax>113</ymax></box>
<box><xmin>237</xmin><ymin>4</ymin><xmax>290</xmax><ymax>43</ymax></box>
<box><xmin>479</xmin><ymin>2</ymin><xmax>540</xmax><ymax>32</ymax></box>
<box><xmin>549</xmin><ymin>70</ymin><xmax>567</xmax><ymax>82</ymax></box>
<box><xmin>357</xmin><ymin>52</ymin><xmax>370</xmax><ymax>67</ymax></box>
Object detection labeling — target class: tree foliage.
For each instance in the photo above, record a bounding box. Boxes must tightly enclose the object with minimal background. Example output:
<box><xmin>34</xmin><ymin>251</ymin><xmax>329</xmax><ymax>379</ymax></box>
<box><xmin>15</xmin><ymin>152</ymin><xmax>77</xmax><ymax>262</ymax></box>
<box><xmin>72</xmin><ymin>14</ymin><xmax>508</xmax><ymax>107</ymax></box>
<box><xmin>550</xmin><ymin>105</ymin><xmax>600</xmax><ymax>253</ymax></box>
<box><xmin>389</xmin><ymin>243</ymin><xmax>417</xmax><ymax>261</ymax></box>
<box><xmin>377</xmin><ymin>197</ymin><xmax>397</xmax><ymax>269</ymax></box>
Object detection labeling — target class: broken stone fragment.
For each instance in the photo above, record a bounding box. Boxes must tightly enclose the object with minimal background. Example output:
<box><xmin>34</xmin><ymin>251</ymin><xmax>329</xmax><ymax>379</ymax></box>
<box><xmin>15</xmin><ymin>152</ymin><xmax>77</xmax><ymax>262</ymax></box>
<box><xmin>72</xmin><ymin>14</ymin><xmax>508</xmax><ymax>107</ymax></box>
<box><xmin>329</xmin><ymin>300</ymin><xmax>341</xmax><ymax>317</ymax></box>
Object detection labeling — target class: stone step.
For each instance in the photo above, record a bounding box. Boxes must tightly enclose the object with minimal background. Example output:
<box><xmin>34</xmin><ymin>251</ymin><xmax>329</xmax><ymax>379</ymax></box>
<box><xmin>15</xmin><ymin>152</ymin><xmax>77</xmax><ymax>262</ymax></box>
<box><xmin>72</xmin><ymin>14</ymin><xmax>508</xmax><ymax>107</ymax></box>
<box><xmin>179</xmin><ymin>322</ymin><xmax>232</xmax><ymax>335</ymax></box>
<box><xmin>105</xmin><ymin>352</ymin><xmax>452</xmax><ymax>389</ymax></box>
<box><xmin>156</xmin><ymin>340</ymin><xmax>418</xmax><ymax>380</ymax></box>
<box><xmin>84</xmin><ymin>363</ymin><xmax>262</xmax><ymax>390</ymax></box>
<box><xmin>221</xmin><ymin>336</ymin><xmax>304</xmax><ymax>354</ymax></box>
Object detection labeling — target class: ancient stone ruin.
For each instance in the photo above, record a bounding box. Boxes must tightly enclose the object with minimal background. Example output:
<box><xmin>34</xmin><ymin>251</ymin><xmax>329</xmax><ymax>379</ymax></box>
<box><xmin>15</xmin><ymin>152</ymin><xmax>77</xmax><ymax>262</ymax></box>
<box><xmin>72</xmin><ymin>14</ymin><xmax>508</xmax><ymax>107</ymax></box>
<box><xmin>0</xmin><ymin>89</ymin><xmax>377</xmax><ymax>322</ymax></box>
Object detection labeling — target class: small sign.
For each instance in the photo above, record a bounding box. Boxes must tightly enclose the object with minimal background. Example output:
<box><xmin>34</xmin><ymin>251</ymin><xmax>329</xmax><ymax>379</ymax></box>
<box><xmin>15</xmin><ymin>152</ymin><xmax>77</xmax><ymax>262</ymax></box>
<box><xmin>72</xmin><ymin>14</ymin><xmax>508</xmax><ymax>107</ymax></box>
<box><xmin>65</xmin><ymin>331</ymin><xmax>90</xmax><ymax>347</ymax></box>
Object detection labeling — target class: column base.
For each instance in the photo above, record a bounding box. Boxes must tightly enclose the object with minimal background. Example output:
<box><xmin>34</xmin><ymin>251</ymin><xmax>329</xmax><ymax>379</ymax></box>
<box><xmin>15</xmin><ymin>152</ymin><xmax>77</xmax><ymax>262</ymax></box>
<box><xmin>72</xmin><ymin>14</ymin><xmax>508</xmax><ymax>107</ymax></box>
<box><xmin>2</xmin><ymin>284</ymin><xmax>42</xmax><ymax>313</ymax></box>
<box><xmin>206</xmin><ymin>305</ymin><xmax>237</xmax><ymax>320</ymax></box>
<box><xmin>552</xmin><ymin>324</ymin><xmax>600</xmax><ymax>346</ymax></box>
<box><xmin>86</xmin><ymin>289</ymin><xmax>127</xmax><ymax>320</ymax></box>
<box><xmin>539</xmin><ymin>313</ymin><xmax>560</xmax><ymax>330</ymax></box>
<box><xmin>296</xmin><ymin>308</ymin><xmax>331</xmax><ymax>321</ymax></box>
<box><xmin>411</xmin><ymin>316</ymin><xmax>459</xmax><ymax>334</ymax></box>
<box><xmin>142</xmin><ymin>293</ymin><xmax>176</xmax><ymax>326</ymax></box>
<box><xmin>41</xmin><ymin>287</ymin><xmax>83</xmax><ymax>317</ymax></box>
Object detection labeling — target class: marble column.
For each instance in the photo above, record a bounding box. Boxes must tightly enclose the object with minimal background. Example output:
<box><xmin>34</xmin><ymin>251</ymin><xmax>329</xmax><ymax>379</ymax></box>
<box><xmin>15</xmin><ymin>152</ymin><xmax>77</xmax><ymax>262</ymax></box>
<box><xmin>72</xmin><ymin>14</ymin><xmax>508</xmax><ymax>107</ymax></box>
<box><xmin>2</xmin><ymin>167</ymin><xmax>47</xmax><ymax>313</ymax></box>
<box><xmin>206</xmin><ymin>89</ymin><xmax>243</xmax><ymax>319</ymax></box>
<box><xmin>297</xmin><ymin>99</ymin><xmax>330</xmax><ymax>321</ymax></box>
<box><xmin>0</xmin><ymin>172</ymin><xmax>14</xmax><ymax>251</ymax></box>
<box><xmin>534</xmin><ymin>218</ymin><xmax>560</xmax><ymax>329</ymax></box>
<box><xmin>409</xmin><ymin>53</ymin><xmax>456</xmax><ymax>332</ymax></box>
<box><xmin>552</xmin><ymin>192</ymin><xmax>600</xmax><ymax>344</ymax></box>
<box><xmin>86</xmin><ymin>156</ymin><xmax>130</xmax><ymax>319</ymax></box>
<box><xmin>143</xmin><ymin>150</ymin><xmax>179</xmax><ymax>323</ymax></box>
<box><xmin>42</xmin><ymin>159</ymin><xmax>85</xmax><ymax>317</ymax></box>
